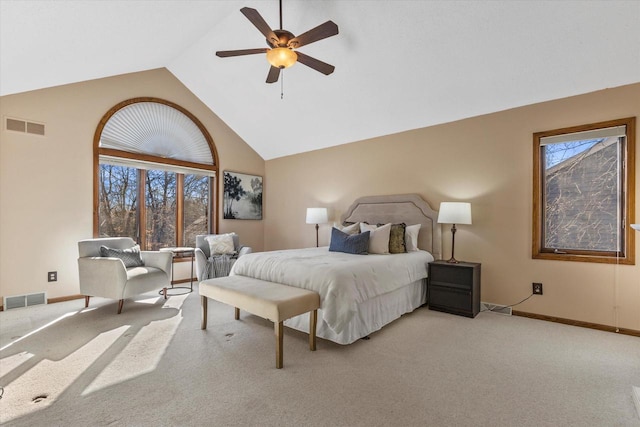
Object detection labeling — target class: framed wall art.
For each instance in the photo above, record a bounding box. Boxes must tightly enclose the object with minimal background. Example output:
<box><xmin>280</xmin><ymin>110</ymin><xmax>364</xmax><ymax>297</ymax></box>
<box><xmin>223</xmin><ymin>170</ymin><xmax>263</xmax><ymax>220</ymax></box>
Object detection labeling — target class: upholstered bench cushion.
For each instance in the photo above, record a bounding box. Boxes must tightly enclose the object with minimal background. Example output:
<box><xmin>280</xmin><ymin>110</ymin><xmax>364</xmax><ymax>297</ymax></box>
<box><xmin>199</xmin><ymin>275</ymin><xmax>319</xmax><ymax>322</ymax></box>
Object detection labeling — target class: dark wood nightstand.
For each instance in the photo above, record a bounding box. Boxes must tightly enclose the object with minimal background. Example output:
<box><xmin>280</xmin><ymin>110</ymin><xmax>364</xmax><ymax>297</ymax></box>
<box><xmin>428</xmin><ymin>260</ymin><xmax>481</xmax><ymax>318</ymax></box>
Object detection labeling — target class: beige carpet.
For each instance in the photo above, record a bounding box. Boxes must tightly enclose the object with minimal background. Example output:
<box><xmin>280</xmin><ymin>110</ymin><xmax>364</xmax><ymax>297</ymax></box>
<box><xmin>1</xmin><ymin>284</ymin><xmax>639</xmax><ymax>426</ymax></box>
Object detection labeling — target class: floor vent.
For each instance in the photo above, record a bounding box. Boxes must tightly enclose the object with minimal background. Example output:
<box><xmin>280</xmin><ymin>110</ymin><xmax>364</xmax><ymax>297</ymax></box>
<box><xmin>3</xmin><ymin>292</ymin><xmax>47</xmax><ymax>310</ymax></box>
<box><xmin>5</xmin><ymin>117</ymin><xmax>46</xmax><ymax>136</ymax></box>
<box><xmin>481</xmin><ymin>302</ymin><xmax>512</xmax><ymax>316</ymax></box>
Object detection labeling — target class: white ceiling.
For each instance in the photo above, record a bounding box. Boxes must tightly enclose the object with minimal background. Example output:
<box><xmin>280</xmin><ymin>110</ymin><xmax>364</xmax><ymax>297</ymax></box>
<box><xmin>2</xmin><ymin>1</ymin><xmax>639</xmax><ymax>160</ymax></box>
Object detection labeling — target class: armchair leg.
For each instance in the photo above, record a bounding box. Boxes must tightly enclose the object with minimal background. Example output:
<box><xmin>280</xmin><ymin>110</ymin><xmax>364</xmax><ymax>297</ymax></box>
<box><xmin>163</xmin><ymin>287</ymin><xmax>167</xmax><ymax>299</ymax></box>
<box><xmin>117</xmin><ymin>299</ymin><xmax>124</xmax><ymax>314</ymax></box>
<box><xmin>84</xmin><ymin>296</ymin><xmax>90</xmax><ymax>308</ymax></box>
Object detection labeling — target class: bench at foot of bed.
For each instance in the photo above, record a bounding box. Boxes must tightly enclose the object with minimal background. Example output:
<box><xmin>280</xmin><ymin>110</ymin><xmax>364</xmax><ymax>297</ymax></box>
<box><xmin>199</xmin><ymin>275</ymin><xmax>320</xmax><ymax>369</ymax></box>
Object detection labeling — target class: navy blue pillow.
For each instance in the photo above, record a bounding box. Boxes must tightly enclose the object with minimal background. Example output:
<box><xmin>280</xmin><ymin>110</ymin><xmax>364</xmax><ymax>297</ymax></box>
<box><xmin>329</xmin><ymin>228</ymin><xmax>370</xmax><ymax>255</ymax></box>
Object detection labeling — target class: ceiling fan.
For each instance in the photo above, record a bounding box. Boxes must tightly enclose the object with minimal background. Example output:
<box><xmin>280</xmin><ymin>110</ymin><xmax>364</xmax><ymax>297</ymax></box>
<box><xmin>215</xmin><ymin>0</ymin><xmax>339</xmax><ymax>84</ymax></box>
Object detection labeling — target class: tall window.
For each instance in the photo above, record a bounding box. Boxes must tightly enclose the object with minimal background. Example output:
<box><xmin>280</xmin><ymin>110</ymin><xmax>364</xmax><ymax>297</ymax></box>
<box><xmin>94</xmin><ymin>98</ymin><xmax>218</xmax><ymax>250</ymax></box>
<box><xmin>533</xmin><ymin>117</ymin><xmax>635</xmax><ymax>264</ymax></box>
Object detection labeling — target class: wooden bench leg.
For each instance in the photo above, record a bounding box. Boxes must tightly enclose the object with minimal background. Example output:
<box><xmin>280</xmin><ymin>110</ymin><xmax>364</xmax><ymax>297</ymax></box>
<box><xmin>201</xmin><ymin>296</ymin><xmax>208</xmax><ymax>330</ymax></box>
<box><xmin>309</xmin><ymin>309</ymin><xmax>317</xmax><ymax>351</ymax></box>
<box><xmin>235</xmin><ymin>307</ymin><xmax>240</xmax><ymax>320</ymax></box>
<box><xmin>84</xmin><ymin>295</ymin><xmax>90</xmax><ymax>308</ymax></box>
<box><xmin>275</xmin><ymin>321</ymin><xmax>283</xmax><ymax>369</ymax></box>
<box><xmin>117</xmin><ymin>299</ymin><xmax>124</xmax><ymax>314</ymax></box>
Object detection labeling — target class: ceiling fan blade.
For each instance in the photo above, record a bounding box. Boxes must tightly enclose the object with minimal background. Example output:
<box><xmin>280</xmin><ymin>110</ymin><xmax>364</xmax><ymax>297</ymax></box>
<box><xmin>288</xmin><ymin>21</ymin><xmax>339</xmax><ymax>49</ymax></box>
<box><xmin>295</xmin><ymin>51</ymin><xmax>335</xmax><ymax>75</ymax></box>
<box><xmin>240</xmin><ymin>7</ymin><xmax>280</xmax><ymax>46</ymax></box>
<box><xmin>216</xmin><ymin>48</ymin><xmax>269</xmax><ymax>58</ymax></box>
<box><xmin>266</xmin><ymin>66</ymin><xmax>281</xmax><ymax>84</ymax></box>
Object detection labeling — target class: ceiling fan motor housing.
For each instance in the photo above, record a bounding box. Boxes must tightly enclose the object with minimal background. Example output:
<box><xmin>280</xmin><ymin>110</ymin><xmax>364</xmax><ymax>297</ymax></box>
<box><xmin>269</xmin><ymin>29</ymin><xmax>295</xmax><ymax>48</ymax></box>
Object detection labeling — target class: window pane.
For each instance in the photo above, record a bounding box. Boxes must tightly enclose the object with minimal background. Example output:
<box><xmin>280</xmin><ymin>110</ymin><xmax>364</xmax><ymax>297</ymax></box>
<box><xmin>98</xmin><ymin>164</ymin><xmax>138</xmax><ymax>240</ymax></box>
<box><xmin>184</xmin><ymin>174</ymin><xmax>209</xmax><ymax>247</ymax></box>
<box><xmin>145</xmin><ymin>170</ymin><xmax>176</xmax><ymax>250</ymax></box>
<box><xmin>543</xmin><ymin>137</ymin><xmax>620</xmax><ymax>252</ymax></box>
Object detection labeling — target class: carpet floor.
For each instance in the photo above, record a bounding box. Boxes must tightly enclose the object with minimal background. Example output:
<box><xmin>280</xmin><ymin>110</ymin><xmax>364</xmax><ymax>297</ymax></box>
<box><xmin>1</xmin><ymin>284</ymin><xmax>639</xmax><ymax>426</ymax></box>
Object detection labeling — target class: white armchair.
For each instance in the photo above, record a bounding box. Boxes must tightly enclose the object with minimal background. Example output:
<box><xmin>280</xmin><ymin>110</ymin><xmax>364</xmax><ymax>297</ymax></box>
<box><xmin>78</xmin><ymin>237</ymin><xmax>172</xmax><ymax>314</ymax></box>
<box><xmin>195</xmin><ymin>233</ymin><xmax>252</xmax><ymax>282</ymax></box>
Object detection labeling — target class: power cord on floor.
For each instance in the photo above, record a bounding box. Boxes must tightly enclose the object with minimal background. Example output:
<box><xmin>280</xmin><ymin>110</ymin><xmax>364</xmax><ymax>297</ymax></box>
<box><xmin>481</xmin><ymin>293</ymin><xmax>534</xmax><ymax>313</ymax></box>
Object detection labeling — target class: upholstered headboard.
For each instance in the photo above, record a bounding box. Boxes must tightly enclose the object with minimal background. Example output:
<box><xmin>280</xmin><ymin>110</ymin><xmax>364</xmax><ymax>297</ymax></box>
<box><xmin>341</xmin><ymin>194</ymin><xmax>442</xmax><ymax>260</ymax></box>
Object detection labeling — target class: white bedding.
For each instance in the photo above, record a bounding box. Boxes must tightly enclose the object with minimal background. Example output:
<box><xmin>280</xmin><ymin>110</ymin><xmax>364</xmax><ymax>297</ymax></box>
<box><xmin>230</xmin><ymin>247</ymin><xmax>433</xmax><ymax>334</ymax></box>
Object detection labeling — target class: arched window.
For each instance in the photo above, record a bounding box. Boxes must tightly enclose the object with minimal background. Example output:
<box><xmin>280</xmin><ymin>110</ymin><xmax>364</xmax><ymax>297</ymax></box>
<box><xmin>93</xmin><ymin>98</ymin><xmax>219</xmax><ymax>250</ymax></box>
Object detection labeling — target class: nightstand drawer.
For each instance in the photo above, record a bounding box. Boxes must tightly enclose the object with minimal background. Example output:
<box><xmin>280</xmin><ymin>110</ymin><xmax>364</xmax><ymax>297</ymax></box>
<box><xmin>430</xmin><ymin>285</ymin><xmax>471</xmax><ymax>312</ymax></box>
<box><xmin>430</xmin><ymin>266</ymin><xmax>473</xmax><ymax>289</ymax></box>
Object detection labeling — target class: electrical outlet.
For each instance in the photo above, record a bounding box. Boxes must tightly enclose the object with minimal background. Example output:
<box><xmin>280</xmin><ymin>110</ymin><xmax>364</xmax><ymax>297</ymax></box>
<box><xmin>532</xmin><ymin>282</ymin><xmax>543</xmax><ymax>295</ymax></box>
<box><xmin>48</xmin><ymin>271</ymin><xmax>57</xmax><ymax>282</ymax></box>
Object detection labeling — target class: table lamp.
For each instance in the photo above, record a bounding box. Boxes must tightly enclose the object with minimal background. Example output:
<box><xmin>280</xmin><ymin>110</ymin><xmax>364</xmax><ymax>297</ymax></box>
<box><xmin>437</xmin><ymin>202</ymin><xmax>472</xmax><ymax>263</ymax></box>
<box><xmin>306</xmin><ymin>208</ymin><xmax>328</xmax><ymax>247</ymax></box>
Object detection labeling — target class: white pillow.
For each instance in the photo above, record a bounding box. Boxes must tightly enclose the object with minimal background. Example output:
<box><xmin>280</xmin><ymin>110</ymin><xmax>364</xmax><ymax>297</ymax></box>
<box><xmin>405</xmin><ymin>224</ymin><xmax>421</xmax><ymax>251</ymax></box>
<box><xmin>205</xmin><ymin>233</ymin><xmax>236</xmax><ymax>255</ymax></box>
<box><xmin>337</xmin><ymin>222</ymin><xmax>360</xmax><ymax>235</ymax></box>
<box><xmin>360</xmin><ymin>222</ymin><xmax>391</xmax><ymax>254</ymax></box>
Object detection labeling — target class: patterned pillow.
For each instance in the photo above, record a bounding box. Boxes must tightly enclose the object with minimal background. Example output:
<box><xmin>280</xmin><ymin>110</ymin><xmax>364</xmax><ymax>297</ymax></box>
<box><xmin>379</xmin><ymin>223</ymin><xmax>407</xmax><ymax>253</ymax></box>
<box><xmin>206</xmin><ymin>234</ymin><xmax>236</xmax><ymax>255</ymax></box>
<box><xmin>329</xmin><ymin>228</ymin><xmax>370</xmax><ymax>255</ymax></box>
<box><xmin>100</xmin><ymin>245</ymin><xmax>144</xmax><ymax>268</ymax></box>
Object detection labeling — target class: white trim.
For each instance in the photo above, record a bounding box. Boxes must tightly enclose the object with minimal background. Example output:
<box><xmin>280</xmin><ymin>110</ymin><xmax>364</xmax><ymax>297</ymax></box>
<box><xmin>540</xmin><ymin>125</ymin><xmax>626</xmax><ymax>145</ymax></box>
<box><xmin>99</xmin><ymin>155</ymin><xmax>216</xmax><ymax>177</ymax></box>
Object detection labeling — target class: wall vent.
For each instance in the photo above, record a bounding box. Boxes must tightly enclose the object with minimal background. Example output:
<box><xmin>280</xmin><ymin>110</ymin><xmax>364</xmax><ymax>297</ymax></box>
<box><xmin>481</xmin><ymin>302</ymin><xmax>512</xmax><ymax>316</ymax></box>
<box><xmin>5</xmin><ymin>117</ymin><xmax>45</xmax><ymax>136</ymax></box>
<box><xmin>3</xmin><ymin>292</ymin><xmax>47</xmax><ymax>310</ymax></box>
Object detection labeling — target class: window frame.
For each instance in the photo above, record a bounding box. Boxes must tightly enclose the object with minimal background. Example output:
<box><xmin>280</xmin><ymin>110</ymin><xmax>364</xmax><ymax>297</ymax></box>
<box><xmin>532</xmin><ymin>117</ymin><xmax>636</xmax><ymax>265</ymax></box>
<box><xmin>93</xmin><ymin>98</ymin><xmax>219</xmax><ymax>249</ymax></box>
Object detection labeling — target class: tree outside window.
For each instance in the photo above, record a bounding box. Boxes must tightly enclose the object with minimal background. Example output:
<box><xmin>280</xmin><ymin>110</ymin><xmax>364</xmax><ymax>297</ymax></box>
<box><xmin>532</xmin><ymin>117</ymin><xmax>636</xmax><ymax>264</ymax></box>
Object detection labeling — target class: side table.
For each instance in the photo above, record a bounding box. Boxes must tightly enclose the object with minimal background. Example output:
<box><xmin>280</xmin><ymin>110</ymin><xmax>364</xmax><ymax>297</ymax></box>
<box><xmin>428</xmin><ymin>260</ymin><xmax>481</xmax><ymax>318</ymax></box>
<box><xmin>159</xmin><ymin>247</ymin><xmax>195</xmax><ymax>295</ymax></box>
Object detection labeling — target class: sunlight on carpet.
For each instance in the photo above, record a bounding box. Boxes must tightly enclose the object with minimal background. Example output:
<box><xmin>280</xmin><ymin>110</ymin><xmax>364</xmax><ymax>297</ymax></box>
<box><xmin>82</xmin><ymin>314</ymin><xmax>182</xmax><ymax>395</ymax></box>
<box><xmin>0</xmin><ymin>326</ymin><xmax>127</xmax><ymax>424</ymax></box>
<box><xmin>82</xmin><ymin>294</ymin><xmax>187</xmax><ymax>396</ymax></box>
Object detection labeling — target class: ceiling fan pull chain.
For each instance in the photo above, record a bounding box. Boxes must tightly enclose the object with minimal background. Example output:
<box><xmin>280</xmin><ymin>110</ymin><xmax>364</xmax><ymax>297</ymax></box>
<box><xmin>281</xmin><ymin>71</ymin><xmax>285</xmax><ymax>99</ymax></box>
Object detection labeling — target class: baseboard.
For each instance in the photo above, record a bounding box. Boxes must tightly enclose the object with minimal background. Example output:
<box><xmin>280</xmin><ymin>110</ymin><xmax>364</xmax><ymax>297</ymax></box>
<box><xmin>48</xmin><ymin>294</ymin><xmax>84</xmax><ymax>304</ymax></box>
<box><xmin>512</xmin><ymin>310</ymin><xmax>640</xmax><ymax>338</ymax></box>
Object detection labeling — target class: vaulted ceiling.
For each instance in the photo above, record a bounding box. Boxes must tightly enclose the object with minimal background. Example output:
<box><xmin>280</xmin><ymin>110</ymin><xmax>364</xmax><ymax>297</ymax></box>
<box><xmin>2</xmin><ymin>1</ymin><xmax>639</xmax><ymax>160</ymax></box>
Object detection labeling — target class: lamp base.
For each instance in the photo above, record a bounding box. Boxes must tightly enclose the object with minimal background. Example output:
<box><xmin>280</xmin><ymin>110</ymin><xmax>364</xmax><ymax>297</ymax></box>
<box><xmin>446</xmin><ymin>257</ymin><xmax>460</xmax><ymax>264</ymax></box>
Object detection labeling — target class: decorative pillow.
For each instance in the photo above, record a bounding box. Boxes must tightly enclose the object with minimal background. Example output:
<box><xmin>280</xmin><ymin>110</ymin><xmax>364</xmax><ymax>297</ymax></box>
<box><xmin>329</xmin><ymin>228</ymin><xmax>370</xmax><ymax>255</ymax></box>
<box><xmin>360</xmin><ymin>222</ymin><xmax>391</xmax><ymax>254</ymax></box>
<box><xmin>206</xmin><ymin>233</ymin><xmax>236</xmax><ymax>255</ymax></box>
<box><xmin>405</xmin><ymin>224</ymin><xmax>421</xmax><ymax>251</ymax></box>
<box><xmin>100</xmin><ymin>244</ymin><xmax>144</xmax><ymax>268</ymax></box>
<box><xmin>379</xmin><ymin>223</ymin><xmax>406</xmax><ymax>253</ymax></box>
<box><xmin>336</xmin><ymin>222</ymin><xmax>360</xmax><ymax>235</ymax></box>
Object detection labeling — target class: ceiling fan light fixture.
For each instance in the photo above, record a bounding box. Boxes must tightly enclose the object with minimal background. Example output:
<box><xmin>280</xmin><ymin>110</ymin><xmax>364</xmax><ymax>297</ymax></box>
<box><xmin>266</xmin><ymin>47</ymin><xmax>297</xmax><ymax>69</ymax></box>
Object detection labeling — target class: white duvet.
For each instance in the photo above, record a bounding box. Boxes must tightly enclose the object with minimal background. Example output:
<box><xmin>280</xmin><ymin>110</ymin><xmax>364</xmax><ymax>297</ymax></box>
<box><xmin>230</xmin><ymin>247</ymin><xmax>433</xmax><ymax>334</ymax></box>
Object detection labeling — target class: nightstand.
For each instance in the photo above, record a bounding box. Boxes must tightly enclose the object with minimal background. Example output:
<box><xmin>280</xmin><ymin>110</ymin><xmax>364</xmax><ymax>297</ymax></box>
<box><xmin>428</xmin><ymin>260</ymin><xmax>481</xmax><ymax>318</ymax></box>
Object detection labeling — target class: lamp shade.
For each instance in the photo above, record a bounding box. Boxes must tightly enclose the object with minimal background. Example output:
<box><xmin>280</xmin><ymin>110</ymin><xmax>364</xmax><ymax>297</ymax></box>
<box><xmin>437</xmin><ymin>202</ymin><xmax>472</xmax><ymax>225</ymax></box>
<box><xmin>306</xmin><ymin>208</ymin><xmax>328</xmax><ymax>224</ymax></box>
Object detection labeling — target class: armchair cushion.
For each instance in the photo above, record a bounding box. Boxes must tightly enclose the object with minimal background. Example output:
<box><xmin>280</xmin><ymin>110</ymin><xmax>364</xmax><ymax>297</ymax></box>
<box><xmin>205</xmin><ymin>233</ymin><xmax>236</xmax><ymax>255</ymax></box>
<box><xmin>99</xmin><ymin>244</ymin><xmax>144</xmax><ymax>268</ymax></box>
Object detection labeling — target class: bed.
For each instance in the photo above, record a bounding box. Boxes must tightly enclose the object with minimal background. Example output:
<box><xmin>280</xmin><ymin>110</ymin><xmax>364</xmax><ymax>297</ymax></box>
<box><xmin>230</xmin><ymin>193</ymin><xmax>442</xmax><ymax>344</ymax></box>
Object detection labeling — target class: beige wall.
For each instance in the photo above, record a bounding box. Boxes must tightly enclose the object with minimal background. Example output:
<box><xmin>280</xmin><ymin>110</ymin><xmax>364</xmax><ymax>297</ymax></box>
<box><xmin>265</xmin><ymin>83</ymin><xmax>640</xmax><ymax>331</ymax></box>
<box><xmin>0</xmin><ymin>68</ymin><xmax>265</xmax><ymax>301</ymax></box>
